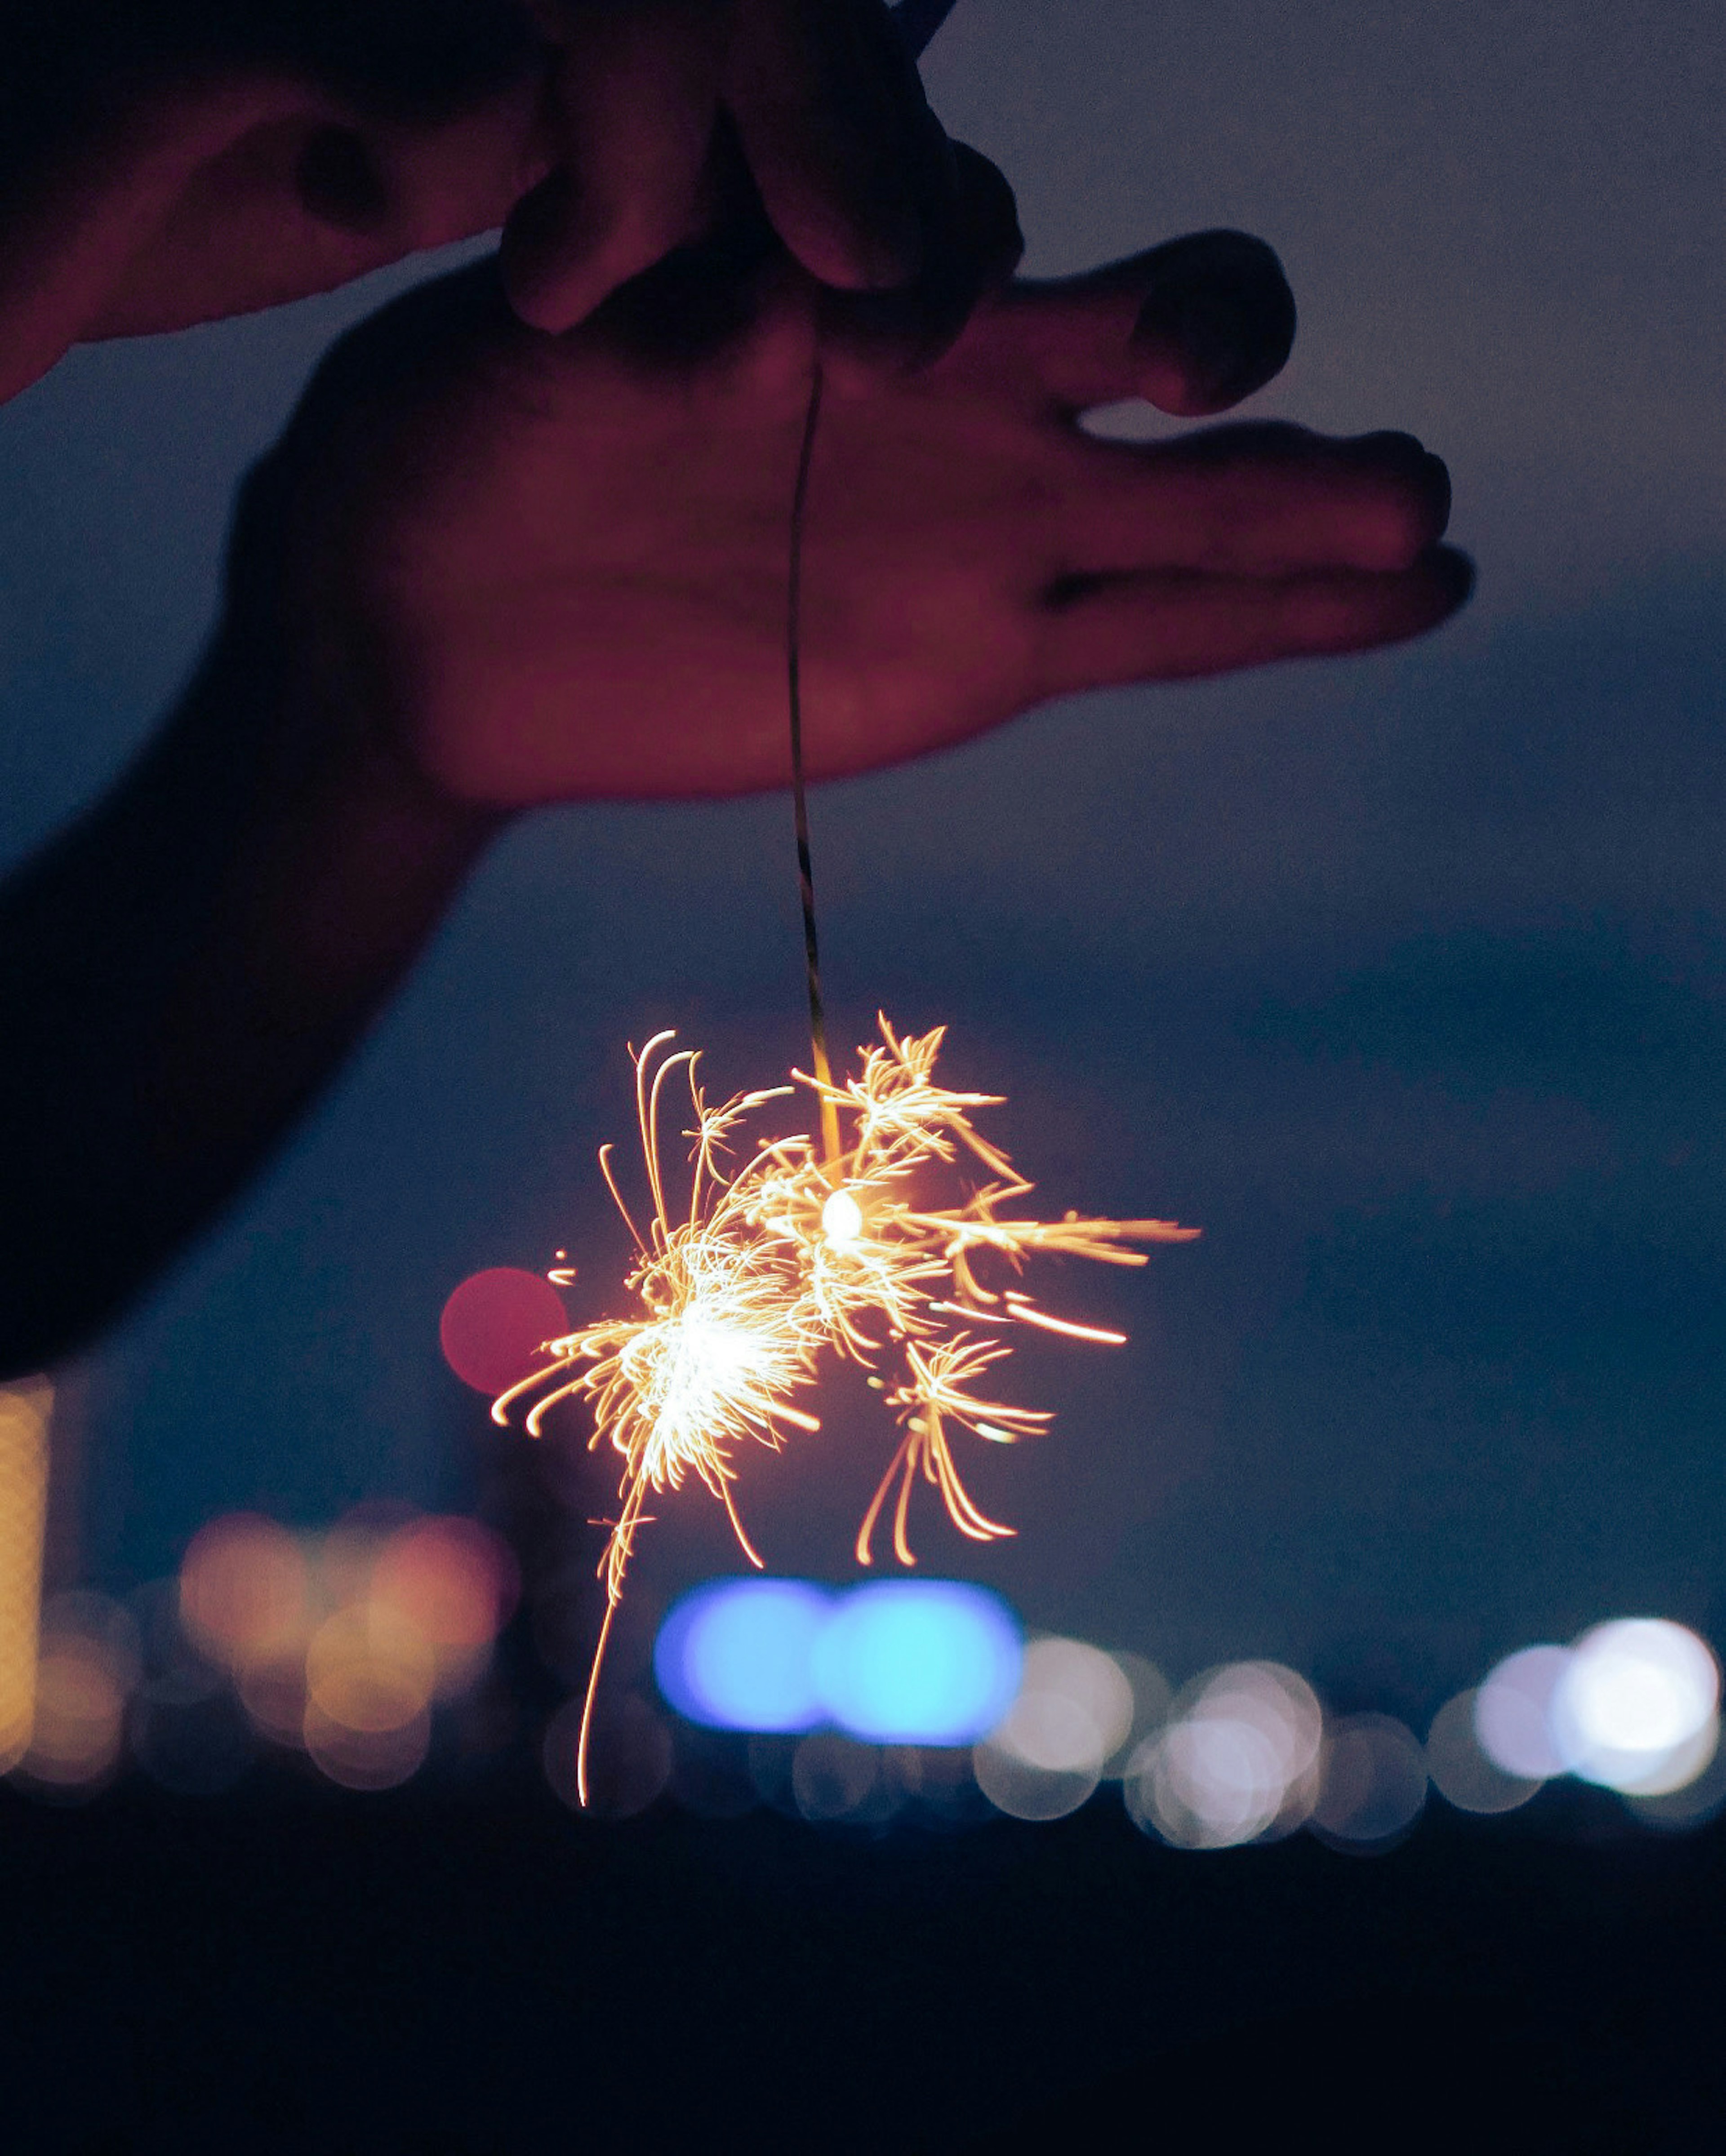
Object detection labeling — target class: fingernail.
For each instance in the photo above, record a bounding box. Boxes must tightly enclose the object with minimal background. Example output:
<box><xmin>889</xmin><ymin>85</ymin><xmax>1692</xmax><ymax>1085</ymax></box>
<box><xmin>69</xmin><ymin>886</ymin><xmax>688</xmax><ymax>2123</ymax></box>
<box><xmin>1131</xmin><ymin>231</ymin><xmax>1296</xmax><ymax>413</ymax></box>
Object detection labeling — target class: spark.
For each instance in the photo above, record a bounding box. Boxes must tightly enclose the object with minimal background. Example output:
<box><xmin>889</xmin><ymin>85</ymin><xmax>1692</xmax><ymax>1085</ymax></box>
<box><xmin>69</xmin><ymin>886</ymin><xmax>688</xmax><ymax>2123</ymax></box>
<box><xmin>494</xmin><ymin>1016</ymin><xmax>1197</xmax><ymax>1801</ymax></box>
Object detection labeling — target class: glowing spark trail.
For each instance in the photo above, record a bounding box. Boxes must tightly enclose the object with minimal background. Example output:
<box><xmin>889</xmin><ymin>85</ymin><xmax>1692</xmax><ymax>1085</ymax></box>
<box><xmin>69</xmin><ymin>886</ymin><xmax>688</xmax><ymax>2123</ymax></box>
<box><xmin>494</xmin><ymin>1019</ymin><xmax>1197</xmax><ymax>1801</ymax></box>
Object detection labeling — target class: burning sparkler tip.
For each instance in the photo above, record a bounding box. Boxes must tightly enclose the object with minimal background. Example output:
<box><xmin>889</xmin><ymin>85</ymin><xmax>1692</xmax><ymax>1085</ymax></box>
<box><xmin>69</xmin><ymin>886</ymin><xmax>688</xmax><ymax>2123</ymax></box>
<box><xmin>492</xmin><ymin>1018</ymin><xmax>1196</xmax><ymax>1799</ymax></box>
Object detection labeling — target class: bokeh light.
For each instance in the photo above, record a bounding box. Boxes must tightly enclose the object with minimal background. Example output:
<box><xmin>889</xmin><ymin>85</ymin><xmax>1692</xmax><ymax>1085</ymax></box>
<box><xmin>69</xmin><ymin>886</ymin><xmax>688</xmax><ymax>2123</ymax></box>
<box><xmin>1625</xmin><ymin>1730</ymin><xmax>1726</xmax><ymax>1831</ymax></box>
<box><xmin>654</xmin><ymin>1577</ymin><xmax>1021</xmax><ymax>1745</ymax></box>
<box><xmin>1102</xmin><ymin>1650</ymin><xmax>1174</xmax><ymax>1774</ymax></box>
<box><xmin>792</xmin><ymin>1732</ymin><xmax>894</xmax><ymax>1824</ymax></box>
<box><xmin>1549</xmin><ymin>1619</ymin><xmax>1719</xmax><ymax>1794</ymax></box>
<box><xmin>1424</xmin><ymin>1690</ymin><xmax>1542</xmax><ymax>1815</ymax></box>
<box><xmin>973</xmin><ymin>1734</ymin><xmax>1100</xmax><ymax>1822</ymax></box>
<box><xmin>1474</xmin><ymin>1645</ymin><xmax>1572</xmax><ymax>1779</ymax></box>
<box><xmin>303</xmin><ymin>1695</ymin><xmax>431</xmax><ymax>1791</ymax></box>
<box><xmin>1123</xmin><ymin>1662</ymin><xmax>1323</xmax><ymax>1849</ymax></box>
<box><xmin>370</xmin><ymin>1514</ymin><xmax>518</xmax><ymax>1698</ymax></box>
<box><xmin>0</xmin><ymin>1380</ymin><xmax>51</xmax><ymax>1774</ymax></box>
<box><xmin>655</xmin><ymin>1578</ymin><xmax>834</xmax><ymax>1732</ymax></box>
<box><xmin>439</xmin><ymin>1267</ymin><xmax>569</xmax><ymax>1396</ymax></box>
<box><xmin>811</xmin><ymin>1581</ymin><xmax>1022</xmax><ymax>1745</ymax></box>
<box><xmin>1311</xmin><ymin>1713</ymin><xmax>1428</xmax><ymax>1850</ymax></box>
<box><xmin>18</xmin><ymin>1498</ymin><xmax>1723</xmax><ymax>1841</ymax></box>
<box><xmin>170</xmin><ymin>1506</ymin><xmax>522</xmax><ymax>1789</ymax></box>
<box><xmin>306</xmin><ymin>1604</ymin><xmax>437</xmax><ymax>1735</ymax></box>
<box><xmin>17</xmin><ymin>1591</ymin><xmax>140</xmax><ymax>1793</ymax></box>
<box><xmin>973</xmin><ymin>1637</ymin><xmax>1135</xmax><ymax>1821</ymax></box>
<box><xmin>178</xmin><ymin>1513</ymin><xmax>310</xmax><ymax>1672</ymax></box>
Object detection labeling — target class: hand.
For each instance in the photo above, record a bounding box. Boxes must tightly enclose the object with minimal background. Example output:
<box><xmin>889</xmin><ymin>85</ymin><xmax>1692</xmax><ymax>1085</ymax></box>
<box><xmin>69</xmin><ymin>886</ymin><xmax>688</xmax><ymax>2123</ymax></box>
<box><xmin>0</xmin><ymin>0</ymin><xmax>1003</xmax><ymax>402</ymax></box>
<box><xmin>240</xmin><ymin>230</ymin><xmax>1466</xmax><ymax>808</ymax></box>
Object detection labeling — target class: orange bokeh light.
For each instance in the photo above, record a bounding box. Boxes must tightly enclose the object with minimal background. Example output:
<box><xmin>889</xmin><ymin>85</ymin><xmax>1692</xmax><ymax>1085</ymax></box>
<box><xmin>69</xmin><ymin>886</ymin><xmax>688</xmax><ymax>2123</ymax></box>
<box><xmin>179</xmin><ymin>1513</ymin><xmax>310</xmax><ymax>1669</ymax></box>
<box><xmin>371</xmin><ymin>1516</ymin><xmax>517</xmax><ymax>1694</ymax></box>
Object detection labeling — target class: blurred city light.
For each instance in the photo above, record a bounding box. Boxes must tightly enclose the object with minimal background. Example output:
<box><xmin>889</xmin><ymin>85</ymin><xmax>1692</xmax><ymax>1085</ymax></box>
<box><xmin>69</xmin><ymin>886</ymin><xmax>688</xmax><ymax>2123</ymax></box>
<box><xmin>303</xmin><ymin>1695</ymin><xmax>431</xmax><ymax>1791</ymax></box>
<box><xmin>13</xmin><ymin>1495</ymin><xmax>1724</xmax><ymax>1849</ymax></box>
<box><xmin>306</xmin><ymin>1603</ymin><xmax>437</xmax><ymax>1735</ymax></box>
<box><xmin>1103</xmin><ymin>1650</ymin><xmax>1174</xmax><ymax>1773</ymax></box>
<box><xmin>1424</xmin><ymin>1690</ymin><xmax>1542</xmax><ymax>1815</ymax></box>
<box><xmin>973</xmin><ymin>1637</ymin><xmax>1136</xmax><ymax>1822</ymax></box>
<box><xmin>811</xmin><ymin>1581</ymin><xmax>1022</xmax><ymax>1745</ymax></box>
<box><xmin>655</xmin><ymin>1578</ymin><xmax>834</xmax><ymax>1732</ymax></box>
<box><xmin>1123</xmin><ymin>1662</ymin><xmax>1322</xmax><ymax>1849</ymax></box>
<box><xmin>16</xmin><ymin>1590</ymin><xmax>140</xmax><ymax>1793</ymax></box>
<box><xmin>792</xmin><ymin>1733</ymin><xmax>893</xmax><ymax>1824</ymax></box>
<box><xmin>0</xmin><ymin>1380</ymin><xmax>51</xmax><ymax>1774</ymax></box>
<box><xmin>1311</xmin><ymin>1713</ymin><xmax>1428</xmax><ymax>1850</ymax></box>
<box><xmin>370</xmin><ymin>1515</ymin><xmax>518</xmax><ymax>1698</ymax></box>
<box><xmin>1549</xmin><ymin>1619</ymin><xmax>1719</xmax><ymax>1794</ymax></box>
<box><xmin>1473</xmin><ymin>1624</ymin><xmax>1721</xmax><ymax>1804</ymax></box>
<box><xmin>169</xmin><ymin>1507</ymin><xmax>516</xmax><ymax>1790</ymax></box>
<box><xmin>178</xmin><ymin>1513</ymin><xmax>310</xmax><ymax>1672</ymax></box>
<box><xmin>1474</xmin><ymin>1645</ymin><xmax>1572</xmax><ymax>1779</ymax></box>
<box><xmin>439</xmin><ymin>1267</ymin><xmax>569</xmax><ymax>1396</ymax></box>
<box><xmin>1624</xmin><ymin>1733</ymin><xmax>1726</xmax><ymax>1831</ymax></box>
<box><xmin>653</xmin><ymin>1576</ymin><xmax>1021</xmax><ymax>1745</ymax></box>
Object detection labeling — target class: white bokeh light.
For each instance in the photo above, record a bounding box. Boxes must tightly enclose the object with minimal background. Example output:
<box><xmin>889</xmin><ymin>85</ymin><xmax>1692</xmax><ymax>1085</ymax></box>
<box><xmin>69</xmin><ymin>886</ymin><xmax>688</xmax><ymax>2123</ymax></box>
<box><xmin>1312</xmin><ymin>1713</ymin><xmax>1427</xmax><ymax>1849</ymax></box>
<box><xmin>973</xmin><ymin>1636</ymin><xmax>1134</xmax><ymax>1820</ymax></box>
<box><xmin>1122</xmin><ymin>1662</ymin><xmax>1322</xmax><ymax>1850</ymax></box>
<box><xmin>1551</xmin><ymin>1619</ymin><xmax>1719</xmax><ymax>1794</ymax></box>
<box><xmin>1425</xmin><ymin>1690</ymin><xmax>1542</xmax><ymax>1815</ymax></box>
<box><xmin>1474</xmin><ymin>1645</ymin><xmax>1572</xmax><ymax>1779</ymax></box>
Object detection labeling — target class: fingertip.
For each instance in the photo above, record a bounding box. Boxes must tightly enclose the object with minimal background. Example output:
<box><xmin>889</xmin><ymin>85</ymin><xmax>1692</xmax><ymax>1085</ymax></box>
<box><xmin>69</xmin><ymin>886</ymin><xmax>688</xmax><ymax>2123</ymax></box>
<box><xmin>1432</xmin><ymin>544</ymin><xmax>1475</xmax><ymax>612</ymax></box>
<box><xmin>1424</xmin><ymin>454</ymin><xmax>1454</xmax><ymax>541</ymax></box>
<box><xmin>1129</xmin><ymin>229</ymin><xmax>1295</xmax><ymax>416</ymax></box>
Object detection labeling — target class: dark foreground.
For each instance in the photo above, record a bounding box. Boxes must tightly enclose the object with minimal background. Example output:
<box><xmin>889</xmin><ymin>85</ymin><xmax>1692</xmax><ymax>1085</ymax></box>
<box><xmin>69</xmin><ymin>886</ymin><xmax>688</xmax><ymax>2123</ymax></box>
<box><xmin>2</xmin><ymin>1775</ymin><xmax>1720</xmax><ymax>2153</ymax></box>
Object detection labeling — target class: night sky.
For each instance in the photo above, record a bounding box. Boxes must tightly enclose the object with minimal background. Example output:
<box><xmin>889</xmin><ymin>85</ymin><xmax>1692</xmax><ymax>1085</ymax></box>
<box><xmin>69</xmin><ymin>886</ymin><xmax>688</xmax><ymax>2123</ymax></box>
<box><xmin>0</xmin><ymin>0</ymin><xmax>1719</xmax><ymax>1730</ymax></box>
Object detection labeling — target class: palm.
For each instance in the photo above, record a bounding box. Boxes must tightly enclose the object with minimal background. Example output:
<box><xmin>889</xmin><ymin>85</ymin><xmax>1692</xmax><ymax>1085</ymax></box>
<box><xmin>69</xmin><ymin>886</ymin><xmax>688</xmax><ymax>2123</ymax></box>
<box><xmin>263</xmin><ymin>249</ymin><xmax>1463</xmax><ymax>808</ymax></box>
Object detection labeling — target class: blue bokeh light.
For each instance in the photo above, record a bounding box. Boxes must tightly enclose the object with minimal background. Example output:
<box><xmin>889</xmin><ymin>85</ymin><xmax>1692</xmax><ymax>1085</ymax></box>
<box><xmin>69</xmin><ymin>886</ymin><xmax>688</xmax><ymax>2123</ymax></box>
<box><xmin>813</xmin><ymin>1581</ymin><xmax>1023</xmax><ymax>1743</ymax></box>
<box><xmin>654</xmin><ymin>1578</ymin><xmax>835</xmax><ymax>1732</ymax></box>
<box><xmin>655</xmin><ymin>1576</ymin><xmax>1022</xmax><ymax>1744</ymax></box>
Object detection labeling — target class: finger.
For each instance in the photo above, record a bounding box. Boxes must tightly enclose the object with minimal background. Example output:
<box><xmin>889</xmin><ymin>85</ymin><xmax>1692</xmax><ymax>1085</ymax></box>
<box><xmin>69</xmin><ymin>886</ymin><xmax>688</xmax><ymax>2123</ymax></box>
<box><xmin>1032</xmin><ymin>547</ymin><xmax>1475</xmax><ymax>698</ymax></box>
<box><xmin>724</xmin><ymin>0</ymin><xmax>956</xmax><ymax>289</ymax></box>
<box><xmin>1061</xmin><ymin>423</ymin><xmax>1454</xmax><ymax>577</ymax></box>
<box><xmin>499</xmin><ymin>1</ymin><xmax>726</xmax><ymax>333</ymax></box>
<box><xmin>982</xmin><ymin>231</ymin><xmax>1296</xmax><ymax>417</ymax></box>
<box><xmin>820</xmin><ymin>141</ymin><xmax>1023</xmax><ymax>374</ymax></box>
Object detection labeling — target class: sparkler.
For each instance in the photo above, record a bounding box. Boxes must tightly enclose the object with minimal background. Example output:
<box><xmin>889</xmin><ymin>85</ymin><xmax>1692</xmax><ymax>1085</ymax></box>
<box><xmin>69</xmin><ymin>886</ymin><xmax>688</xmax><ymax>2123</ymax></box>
<box><xmin>494</xmin><ymin>1017</ymin><xmax>1196</xmax><ymax>1800</ymax></box>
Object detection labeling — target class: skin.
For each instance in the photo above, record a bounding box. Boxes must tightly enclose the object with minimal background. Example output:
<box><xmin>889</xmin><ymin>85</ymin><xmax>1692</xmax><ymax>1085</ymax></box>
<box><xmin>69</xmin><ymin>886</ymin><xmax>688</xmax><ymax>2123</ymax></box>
<box><xmin>0</xmin><ymin>7</ymin><xmax>1469</xmax><ymax>1374</ymax></box>
<box><xmin>0</xmin><ymin>0</ymin><xmax>988</xmax><ymax>398</ymax></box>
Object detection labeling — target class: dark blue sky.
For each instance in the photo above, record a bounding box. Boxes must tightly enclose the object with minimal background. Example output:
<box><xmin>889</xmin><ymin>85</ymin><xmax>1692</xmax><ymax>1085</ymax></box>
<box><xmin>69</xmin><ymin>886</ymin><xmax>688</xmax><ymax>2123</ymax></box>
<box><xmin>0</xmin><ymin>0</ymin><xmax>1719</xmax><ymax>1721</ymax></box>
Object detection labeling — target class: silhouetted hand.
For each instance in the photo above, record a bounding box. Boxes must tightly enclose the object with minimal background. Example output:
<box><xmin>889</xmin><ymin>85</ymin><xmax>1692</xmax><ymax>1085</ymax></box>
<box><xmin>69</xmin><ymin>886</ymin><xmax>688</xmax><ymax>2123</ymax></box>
<box><xmin>238</xmin><ymin>231</ymin><xmax>1462</xmax><ymax>808</ymax></box>
<box><xmin>0</xmin><ymin>0</ymin><xmax>1005</xmax><ymax>402</ymax></box>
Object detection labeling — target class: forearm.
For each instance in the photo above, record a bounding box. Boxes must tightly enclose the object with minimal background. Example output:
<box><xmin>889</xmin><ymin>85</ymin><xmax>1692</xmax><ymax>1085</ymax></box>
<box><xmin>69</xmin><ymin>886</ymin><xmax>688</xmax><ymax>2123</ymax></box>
<box><xmin>0</xmin><ymin>620</ymin><xmax>504</xmax><ymax>1376</ymax></box>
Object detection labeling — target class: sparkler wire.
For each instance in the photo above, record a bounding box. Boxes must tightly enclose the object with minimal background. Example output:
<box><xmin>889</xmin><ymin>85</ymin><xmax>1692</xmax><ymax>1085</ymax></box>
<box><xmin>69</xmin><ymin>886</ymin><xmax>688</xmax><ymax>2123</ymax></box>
<box><xmin>787</xmin><ymin>360</ymin><xmax>842</xmax><ymax>1169</ymax></box>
